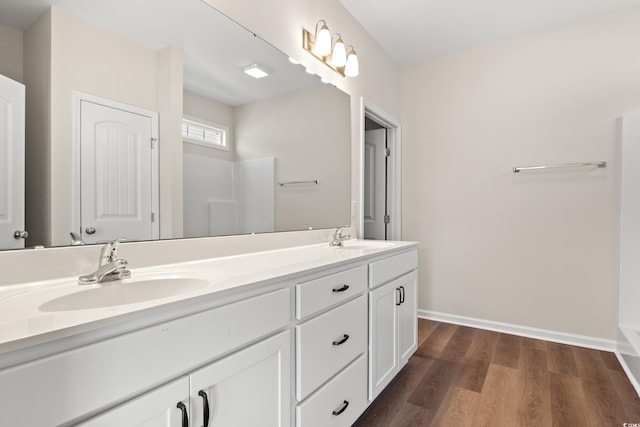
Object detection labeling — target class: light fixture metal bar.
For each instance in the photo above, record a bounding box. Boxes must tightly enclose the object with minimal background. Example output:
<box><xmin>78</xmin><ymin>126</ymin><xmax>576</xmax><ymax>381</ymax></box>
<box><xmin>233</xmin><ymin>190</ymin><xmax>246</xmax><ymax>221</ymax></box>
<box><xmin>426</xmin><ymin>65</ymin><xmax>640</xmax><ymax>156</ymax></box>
<box><xmin>302</xmin><ymin>29</ymin><xmax>345</xmax><ymax>77</ymax></box>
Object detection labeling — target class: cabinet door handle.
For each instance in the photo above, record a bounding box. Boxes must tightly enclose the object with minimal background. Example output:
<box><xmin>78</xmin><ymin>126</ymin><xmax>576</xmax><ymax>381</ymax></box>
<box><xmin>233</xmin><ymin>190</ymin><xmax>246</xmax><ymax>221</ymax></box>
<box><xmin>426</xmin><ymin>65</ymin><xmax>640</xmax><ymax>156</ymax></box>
<box><xmin>198</xmin><ymin>390</ymin><xmax>210</xmax><ymax>427</ymax></box>
<box><xmin>332</xmin><ymin>284</ymin><xmax>349</xmax><ymax>293</ymax></box>
<box><xmin>396</xmin><ymin>287</ymin><xmax>402</xmax><ymax>306</ymax></box>
<box><xmin>332</xmin><ymin>400</ymin><xmax>350</xmax><ymax>416</ymax></box>
<box><xmin>176</xmin><ymin>402</ymin><xmax>189</xmax><ymax>427</ymax></box>
<box><xmin>332</xmin><ymin>334</ymin><xmax>350</xmax><ymax>346</ymax></box>
<box><xmin>400</xmin><ymin>285</ymin><xmax>406</xmax><ymax>304</ymax></box>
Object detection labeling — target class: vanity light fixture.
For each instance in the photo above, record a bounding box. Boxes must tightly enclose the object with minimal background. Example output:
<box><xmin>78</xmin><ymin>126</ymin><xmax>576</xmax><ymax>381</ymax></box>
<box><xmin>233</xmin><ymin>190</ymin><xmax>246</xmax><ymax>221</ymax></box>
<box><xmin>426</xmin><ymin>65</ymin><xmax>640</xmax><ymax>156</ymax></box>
<box><xmin>330</xmin><ymin>34</ymin><xmax>347</xmax><ymax>67</ymax></box>
<box><xmin>243</xmin><ymin>63</ymin><xmax>269</xmax><ymax>79</ymax></box>
<box><xmin>344</xmin><ymin>46</ymin><xmax>359</xmax><ymax>77</ymax></box>
<box><xmin>302</xmin><ymin>20</ymin><xmax>359</xmax><ymax>77</ymax></box>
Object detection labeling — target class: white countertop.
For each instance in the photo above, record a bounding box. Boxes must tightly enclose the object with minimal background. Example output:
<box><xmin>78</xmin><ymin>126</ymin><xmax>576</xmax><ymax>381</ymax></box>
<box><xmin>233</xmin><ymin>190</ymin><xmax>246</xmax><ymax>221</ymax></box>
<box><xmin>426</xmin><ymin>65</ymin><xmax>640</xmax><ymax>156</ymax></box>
<box><xmin>0</xmin><ymin>240</ymin><xmax>417</xmax><ymax>356</ymax></box>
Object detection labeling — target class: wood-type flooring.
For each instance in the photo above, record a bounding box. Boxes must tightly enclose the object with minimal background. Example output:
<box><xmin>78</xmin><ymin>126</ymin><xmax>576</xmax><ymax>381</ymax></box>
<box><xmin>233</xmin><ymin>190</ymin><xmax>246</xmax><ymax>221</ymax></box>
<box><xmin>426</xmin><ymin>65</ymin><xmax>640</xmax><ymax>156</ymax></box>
<box><xmin>353</xmin><ymin>319</ymin><xmax>640</xmax><ymax>426</ymax></box>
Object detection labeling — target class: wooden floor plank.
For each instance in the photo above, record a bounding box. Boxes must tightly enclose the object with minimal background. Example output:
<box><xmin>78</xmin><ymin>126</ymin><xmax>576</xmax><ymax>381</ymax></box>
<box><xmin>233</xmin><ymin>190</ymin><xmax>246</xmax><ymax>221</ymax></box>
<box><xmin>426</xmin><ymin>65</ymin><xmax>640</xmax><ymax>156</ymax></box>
<box><xmin>440</xmin><ymin>325</ymin><xmax>475</xmax><ymax>360</ymax></box>
<box><xmin>354</xmin><ymin>320</ymin><xmax>640</xmax><ymax>427</ymax></box>
<box><xmin>546</xmin><ymin>341</ymin><xmax>579</xmax><ymax>377</ymax></box>
<box><xmin>610</xmin><ymin>369</ymin><xmax>640</xmax><ymax>422</ymax></box>
<box><xmin>418</xmin><ymin>318</ymin><xmax>438</xmax><ymax>347</ymax></box>
<box><xmin>414</xmin><ymin>322</ymin><xmax>457</xmax><ymax>360</ymax></box>
<box><xmin>466</xmin><ymin>328</ymin><xmax>499</xmax><ymax>363</ymax></box>
<box><xmin>517</xmin><ymin>347</ymin><xmax>551</xmax><ymax>426</ymax></box>
<box><xmin>491</xmin><ymin>333</ymin><xmax>521</xmax><ymax>369</ymax></box>
<box><xmin>353</xmin><ymin>356</ymin><xmax>433</xmax><ymax>427</ymax></box>
<box><xmin>573</xmin><ymin>345</ymin><xmax>630</xmax><ymax>425</ymax></box>
<box><xmin>549</xmin><ymin>372</ymin><xmax>595</xmax><ymax>427</ymax></box>
<box><xmin>473</xmin><ymin>364</ymin><xmax>520</xmax><ymax>427</ymax></box>
<box><xmin>388</xmin><ymin>402</ymin><xmax>429</xmax><ymax>427</ymax></box>
<box><xmin>429</xmin><ymin>387</ymin><xmax>480</xmax><ymax>427</ymax></box>
<box><xmin>406</xmin><ymin>358</ymin><xmax>463</xmax><ymax>410</ymax></box>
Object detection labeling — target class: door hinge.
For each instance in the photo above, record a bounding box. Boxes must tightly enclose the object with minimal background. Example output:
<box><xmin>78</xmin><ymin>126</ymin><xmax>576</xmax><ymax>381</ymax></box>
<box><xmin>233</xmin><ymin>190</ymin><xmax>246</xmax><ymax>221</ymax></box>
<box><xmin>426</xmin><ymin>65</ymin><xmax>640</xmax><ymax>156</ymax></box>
<box><xmin>384</xmin><ymin>214</ymin><xmax>390</xmax><ymax>224</ymax></box>
<box><xmin>151</xmin><ymin>212</ymin><xmax>155</xmax><ymax>223</ymax></box>
<box><xmin>151</xmin><ymin>137</ymin><xmax>157</xmax><ymax>149</ymax></box>
<box><xmin>385</xmin><ymin>147</ymin><xmax>391</xmax><ymax>157</ymax></box>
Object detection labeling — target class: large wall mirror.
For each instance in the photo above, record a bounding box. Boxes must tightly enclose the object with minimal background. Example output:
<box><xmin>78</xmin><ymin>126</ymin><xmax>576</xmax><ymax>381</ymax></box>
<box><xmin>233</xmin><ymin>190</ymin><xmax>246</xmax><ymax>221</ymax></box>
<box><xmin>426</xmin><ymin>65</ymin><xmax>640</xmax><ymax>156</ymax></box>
<box><xmin>0</xmin><ymin>0</ymin><xmax>351</xmax><ymax>250</ymax></box>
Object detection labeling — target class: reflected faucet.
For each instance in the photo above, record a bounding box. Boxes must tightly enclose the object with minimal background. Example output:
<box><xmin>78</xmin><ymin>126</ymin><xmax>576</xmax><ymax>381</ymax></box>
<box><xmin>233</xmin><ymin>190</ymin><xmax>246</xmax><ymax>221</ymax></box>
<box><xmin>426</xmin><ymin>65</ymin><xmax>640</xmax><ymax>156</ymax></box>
<box><xmin>78</xmin><ymin>239</ymin><xmax>131</xmax><ymax>285</ymax></box>
<box><xmin>330</xmin><ymin>226</ymin><xmax>351</xmax><ymax>247</ymax></box>
<box><xmin>70</xmin><ymin>232</ymin><xmax>85</xmax><ymax>246</ymax></box>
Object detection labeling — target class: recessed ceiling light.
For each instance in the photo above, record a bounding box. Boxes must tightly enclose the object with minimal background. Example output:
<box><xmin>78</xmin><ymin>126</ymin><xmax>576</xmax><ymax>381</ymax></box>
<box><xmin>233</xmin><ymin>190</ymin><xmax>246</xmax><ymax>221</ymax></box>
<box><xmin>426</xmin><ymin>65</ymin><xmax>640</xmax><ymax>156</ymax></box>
<box><xmin>288</xmin><ymin>57</ymin><xmax>300</xmax><ymax>65</ymax></box>
<box><xmin>244</xmin><ymin>64</ymin><xmax>269</xmax><ymax>79</ymax></box>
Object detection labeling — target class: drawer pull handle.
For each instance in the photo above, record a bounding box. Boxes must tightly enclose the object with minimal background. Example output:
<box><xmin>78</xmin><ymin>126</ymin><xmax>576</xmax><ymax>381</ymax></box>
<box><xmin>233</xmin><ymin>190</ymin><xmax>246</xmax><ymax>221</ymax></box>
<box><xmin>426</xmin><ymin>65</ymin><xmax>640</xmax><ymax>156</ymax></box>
<box><xmin>177</xmin><ymin>402</ymin><xmax>189</xmax><ymax>427</ymax></box>
<box><xmin>333</xmin><ymin>334</ymin><xmax>350</xmax><ymax>346</ymax></box>
<box><xmin>332</xmin><ymin>284</ymin><xmax>350</xmax><ymax>293</ymax></box>
<box><xmin>198</xmin><ymin>390</ymin><xmax>210</xmax><ymax>427</ymax></box>
<box><xmin>332</xmin><ymin>400</ymin><xmax>350</xmax><ymax>416</ymax></box>
<box><xmin>400</xmin><ymin>285</ymin><xmax>406</xmax><ymax>304</ymax></box>
<box><xmin>396</xmin><ymin>287</ymin><xmax>402</xmax><ymax>306</ymax></box>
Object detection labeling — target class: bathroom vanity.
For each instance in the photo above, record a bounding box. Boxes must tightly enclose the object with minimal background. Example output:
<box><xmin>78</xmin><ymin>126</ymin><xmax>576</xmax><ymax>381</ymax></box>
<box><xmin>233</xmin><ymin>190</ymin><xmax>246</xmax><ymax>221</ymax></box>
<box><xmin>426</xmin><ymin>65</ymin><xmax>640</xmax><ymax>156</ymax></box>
<box><xmin>0</xmin><ymin>240</ymin><xmax>418</xmax><ymax>426</ymax></box>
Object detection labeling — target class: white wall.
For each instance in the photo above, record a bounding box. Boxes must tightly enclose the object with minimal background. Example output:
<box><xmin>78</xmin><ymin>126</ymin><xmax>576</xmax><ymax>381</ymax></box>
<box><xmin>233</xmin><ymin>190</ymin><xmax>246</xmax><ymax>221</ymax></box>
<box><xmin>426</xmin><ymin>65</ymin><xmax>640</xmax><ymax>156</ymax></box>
<box><xmin>235</xmin><ymin>85</ymin><xmax>350</xmax><ymax>231</ymax></box>
<box><xmin>401</xmin><ymin>8</ymin><xmax>640</xmax><ymax>340</ymax></box>
<box><xmin>0</xmin><ymin>24</ymin><xmax>23</xmax><ymax>83</ymax></box>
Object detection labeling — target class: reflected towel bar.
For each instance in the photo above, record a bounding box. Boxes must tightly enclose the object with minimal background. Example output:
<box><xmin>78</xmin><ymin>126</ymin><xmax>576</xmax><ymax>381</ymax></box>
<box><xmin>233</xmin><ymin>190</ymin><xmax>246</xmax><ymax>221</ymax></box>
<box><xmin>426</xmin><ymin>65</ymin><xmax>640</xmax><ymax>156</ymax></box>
<box><xmin>278</xmin><ymin>180</ymin><xmax>319</xmax><ymax>186</ymax></box>
<box><xmin>513</xmin><ymin>161</ymin><xmax>607</xmax><ymax>173</ymax></box>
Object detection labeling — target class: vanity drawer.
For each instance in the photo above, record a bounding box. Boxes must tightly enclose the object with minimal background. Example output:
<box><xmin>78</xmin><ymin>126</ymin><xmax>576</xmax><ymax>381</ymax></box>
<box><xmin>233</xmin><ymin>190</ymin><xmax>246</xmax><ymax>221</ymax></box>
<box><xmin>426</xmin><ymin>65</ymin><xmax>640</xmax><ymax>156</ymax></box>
<box><xmin>296</xmin><ymin>354</ymin><xmax>368</xmax><ymax>427</ymax></box>
<box><xmin>296</xmin><ymin>295</ymin><xmax>367</xmax><ymax>401</ymax></box>
<box><xmin>369</xmin><ymin>249</ymin><xmax>418</xmax><ymax>288</ymax></box>
<box><xmin>296</xmin><ymin>264</ymin><xmax>367</xmax><ymax>319</ymax></box>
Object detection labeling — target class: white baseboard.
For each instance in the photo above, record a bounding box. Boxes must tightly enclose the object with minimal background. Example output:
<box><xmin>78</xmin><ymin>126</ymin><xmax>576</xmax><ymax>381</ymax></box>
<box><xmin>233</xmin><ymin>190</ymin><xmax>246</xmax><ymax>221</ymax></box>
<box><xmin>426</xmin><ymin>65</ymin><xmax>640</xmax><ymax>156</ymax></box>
<box><xmin>418</xmin><ymin>309</ymin><xmax>616</xmax><ymax>351</ymax></box>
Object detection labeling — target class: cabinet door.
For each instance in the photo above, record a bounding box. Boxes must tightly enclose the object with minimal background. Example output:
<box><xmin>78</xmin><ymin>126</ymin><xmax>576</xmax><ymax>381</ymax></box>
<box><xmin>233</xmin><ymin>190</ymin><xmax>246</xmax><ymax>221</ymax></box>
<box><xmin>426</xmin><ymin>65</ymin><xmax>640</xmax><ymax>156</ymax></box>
<box><xmin>368</xmin><ymin>280</ymin><xmax>399</xmax><ymax>400</ymax></box>
<box><xmin>189</xmin><ymin>330</ymin><xmax>291</xmax><ymax>427</ymax></box>
<box><xmin>78</xmin><ymin>377</ymin><xmax>189</xmax><ymax>427</ymax></box>
<box><xmin>398</xmin><ymin>271</ymin><xmax>418</xmax><ymax>367</ymax></box>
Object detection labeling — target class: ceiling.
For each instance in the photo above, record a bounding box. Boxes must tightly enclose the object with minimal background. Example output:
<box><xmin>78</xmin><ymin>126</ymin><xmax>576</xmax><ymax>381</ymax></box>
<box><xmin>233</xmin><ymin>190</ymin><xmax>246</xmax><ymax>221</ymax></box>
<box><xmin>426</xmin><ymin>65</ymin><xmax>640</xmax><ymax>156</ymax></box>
<box><xmin>339</xmin><ymin>0</ymin><xmax>640</xmax><ymax>64</ymax></box>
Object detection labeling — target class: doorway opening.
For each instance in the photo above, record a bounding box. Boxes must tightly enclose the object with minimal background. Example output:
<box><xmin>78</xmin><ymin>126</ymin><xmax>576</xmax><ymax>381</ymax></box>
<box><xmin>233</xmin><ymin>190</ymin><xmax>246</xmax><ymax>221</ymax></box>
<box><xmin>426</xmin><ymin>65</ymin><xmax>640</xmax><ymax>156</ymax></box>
<box><xmin>361</xmin><ymin>100</ymin><xmax>401</xmax><ymax>241</ymax></box>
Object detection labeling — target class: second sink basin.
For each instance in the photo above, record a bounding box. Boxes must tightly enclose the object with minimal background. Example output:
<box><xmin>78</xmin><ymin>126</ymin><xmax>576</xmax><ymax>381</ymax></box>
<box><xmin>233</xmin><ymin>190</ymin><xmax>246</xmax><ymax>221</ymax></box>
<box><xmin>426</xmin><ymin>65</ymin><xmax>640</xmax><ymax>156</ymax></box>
<box><xmin>39</xmin><ymin>276</ymin><xmax>210</xmax><ymax>312</ymax></box>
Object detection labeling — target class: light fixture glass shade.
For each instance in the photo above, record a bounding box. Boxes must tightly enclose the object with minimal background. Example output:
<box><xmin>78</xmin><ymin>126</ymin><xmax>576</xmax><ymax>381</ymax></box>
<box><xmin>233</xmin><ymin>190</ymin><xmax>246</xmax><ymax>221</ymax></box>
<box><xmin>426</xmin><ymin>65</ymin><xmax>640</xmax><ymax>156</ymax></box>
<box><xmin>344</xmin><ymin>49</ymin><xmax>359</xmax><ymax>77</ymax></box>
<box><xmin>331</xmin><ymin>36</ymin><xmax>347</xmax><ymax>67</ymax></box>
<box><xmin>313</xmin><ymin>22</ymin><xmax>331</xmax><ymax>56</ymax></box>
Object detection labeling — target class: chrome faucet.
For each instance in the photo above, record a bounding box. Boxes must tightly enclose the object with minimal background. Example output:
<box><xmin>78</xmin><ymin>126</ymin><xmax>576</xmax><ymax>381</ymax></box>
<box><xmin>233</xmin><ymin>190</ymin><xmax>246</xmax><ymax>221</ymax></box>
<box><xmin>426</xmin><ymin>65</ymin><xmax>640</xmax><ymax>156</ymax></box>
<box><xmin>78</xmin><ymin>239</ymin><xmax>131</xmax><ymax>285</ymax></box>
<box><xmin>330</xmin><ymin>226</ymin><xmax>351</xmax><ymax>247</ymax></box>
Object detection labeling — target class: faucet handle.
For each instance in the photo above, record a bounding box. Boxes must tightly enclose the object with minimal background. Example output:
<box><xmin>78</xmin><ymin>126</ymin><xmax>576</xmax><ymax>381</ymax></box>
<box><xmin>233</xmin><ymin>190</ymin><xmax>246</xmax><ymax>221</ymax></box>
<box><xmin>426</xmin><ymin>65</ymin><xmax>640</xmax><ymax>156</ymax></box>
<box><xmin>99</xmin><ymin>238</ymin><xmax>127</xmax><ymax>265</ymax></box>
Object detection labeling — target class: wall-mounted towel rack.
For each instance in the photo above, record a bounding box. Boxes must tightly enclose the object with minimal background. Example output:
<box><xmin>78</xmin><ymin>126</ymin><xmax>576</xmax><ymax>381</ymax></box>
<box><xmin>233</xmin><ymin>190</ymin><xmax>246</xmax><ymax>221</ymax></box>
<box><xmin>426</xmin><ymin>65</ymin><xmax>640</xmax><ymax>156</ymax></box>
<box><xmin>513</xmin><ymin>161</ymin><xmax>606</xmax><ymax>173</ymax></box>
<box><xmin>278</xmin><ymin>180</ymin><xmax>319</xmax><ymax>187</ymax></box>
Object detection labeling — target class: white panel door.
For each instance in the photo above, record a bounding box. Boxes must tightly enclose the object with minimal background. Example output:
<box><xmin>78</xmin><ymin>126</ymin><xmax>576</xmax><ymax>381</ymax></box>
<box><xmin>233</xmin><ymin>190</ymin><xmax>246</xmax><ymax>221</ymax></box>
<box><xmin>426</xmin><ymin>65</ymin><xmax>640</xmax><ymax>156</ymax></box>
<box><xmin>189</xmin><ymin>331</ymin><xmax>291</xmax><ymax>427</ymax></box>
<box><xmin>78</xmin><ymin>377</ymin><xmax>189</xmax><ymax>427</ymax></box>
<box><xmin>363</xmin><ymin>129</ymin><xmax>386</xmax><ymax>240</ymax></box>
<box><xmin>0</xmin><ymin>74</ymin><xmax>25</xmax><ymax>249</ymax></box>
<box><xmin>368</xmin><ymin>280</ymin><xmax>399</xmax><ymax>400</ymax></box>
<box><xmin>80</xmin><ymin>99</ymin><xmax>156</xmax><ymax>244</ymax></box>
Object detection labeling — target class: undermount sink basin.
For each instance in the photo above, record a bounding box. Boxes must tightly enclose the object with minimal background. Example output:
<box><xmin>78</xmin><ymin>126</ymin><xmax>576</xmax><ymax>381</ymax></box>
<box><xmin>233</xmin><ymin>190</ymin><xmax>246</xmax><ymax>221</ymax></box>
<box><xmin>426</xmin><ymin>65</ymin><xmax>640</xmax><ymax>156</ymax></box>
<box><xmin>39</xmin><ymin>277</ymin><xmax>210</xmax><ymax>312</ymax></box>
<box><xmin>338</xmin><ymin>240</ymin><xmax>396</xmax><ymax>250</ymax></box>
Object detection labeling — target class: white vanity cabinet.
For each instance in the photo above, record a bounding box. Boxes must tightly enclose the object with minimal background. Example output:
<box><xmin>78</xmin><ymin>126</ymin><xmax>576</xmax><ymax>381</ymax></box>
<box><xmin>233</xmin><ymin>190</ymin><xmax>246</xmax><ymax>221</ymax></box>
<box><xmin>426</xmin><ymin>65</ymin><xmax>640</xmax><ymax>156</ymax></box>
<box><xmin>368</xmin><ymin>253</ymin><xmax>418</xmax><ymax>400</ymax></box>
<box><xmin>80</xmin><ymin>331</ymin><xmax>291</xmax><ymax>427</ymax></box>
<box><xmin>0</xmin><ymin>242</ymin><xmax>419</xmax><ymax>427</ymax></box>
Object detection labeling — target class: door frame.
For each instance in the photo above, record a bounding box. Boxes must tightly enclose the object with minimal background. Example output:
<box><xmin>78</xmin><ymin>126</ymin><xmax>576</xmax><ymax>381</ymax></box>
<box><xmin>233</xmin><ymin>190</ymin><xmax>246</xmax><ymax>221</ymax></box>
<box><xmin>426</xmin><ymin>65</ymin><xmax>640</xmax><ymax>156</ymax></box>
<box><xmin>71</xmin><ymin>91</ymin><xmax>160</xmax><ymax>241</ymax></box>
<box><xmin>359</xmin><ymin>97</ymin><xmax>402</xmax><ymax>240</ymax></box>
